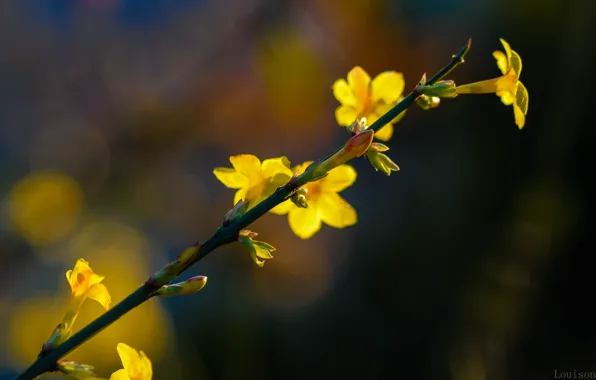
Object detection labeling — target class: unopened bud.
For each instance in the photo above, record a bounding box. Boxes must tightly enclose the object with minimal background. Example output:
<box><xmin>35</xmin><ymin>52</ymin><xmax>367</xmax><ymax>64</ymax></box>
<box><xmin>57</xmin><ymin>361</ymin><xmax>98</xmax><ymax>379</ymax></box>
<box><xmin>149</xmin><ymin>243</ymin><xmax>201</xmax><ymax>287</ymax></box>
<box><xmin>419</xmin><ymin>80</ymin><xmax>458</xmax><ymax>98</ymax></box>
<box><xmin>223</xmin><ymin>199</ymin><xmax>249</xmax><ymax>225</ymax></box>
<box><xmin>291</xmin><ymin>188</ymin><xmax>308</xmax><ymax>208</ymax></box>
<box><xmin>309</xmin><ymin>129</ymin><xmax>374</xmax><ymax>181</ymax></box>
<box><xmin>348</xmin><ymin>117</ymin><xmax>368</xmax><ymax>133</ymax></box>
<box><xmin>41</xmin><ymin>323</ymin><xmax>70</xmax><ymax>354</ymax></box>
<box><xmin>156</xmin><ymin>276</ymin><xmax>208</xmax><ymax>298</ymax></box>
<box><xmin>370</xmin><ymin>142</ymin><xmax>390</xmax><ymax>152</ymax></box>
<box><xmin>415</xmin><ymin>94</ymin><xmax>441</xmax><ymax>110</ymax></box>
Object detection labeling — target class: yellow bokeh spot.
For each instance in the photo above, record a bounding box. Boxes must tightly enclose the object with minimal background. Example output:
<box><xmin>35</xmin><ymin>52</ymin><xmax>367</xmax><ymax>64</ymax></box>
<box><xmin>8</xmin><ymin>171</ymin><xmax>83</xmax><ymax>246</ymax></box>
<box><xmin>6</xmin><ymin>220</ymin><xmax>173</xmax><ymax>375</ymax></box>
<box><xmin>255</xmin><ymin>29</ymin><xmax>326</xmax><ymax>130</ymax></box>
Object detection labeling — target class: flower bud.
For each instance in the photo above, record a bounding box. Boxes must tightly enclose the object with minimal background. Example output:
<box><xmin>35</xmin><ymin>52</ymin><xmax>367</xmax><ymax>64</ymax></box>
<box><xmin>149</xmin><ymin>243</ymin><xmax>201</xmax><ymax>287</ymax></box>
<box><xmin>223</xmin><ymin>199</ymin><xmax>249</xmax><ymax>225</ymax></box>
<box><xmin>348</xmin><ymin>117</ymin><xmax>368</xmax><ymax>133</ymax></box>
<box><xmin>57</xmin><ymin>360</ymin><xmax>98</xmax><ymax>379</ymax></box>
<box><xmin>415</xmin><ymin>95</ymin><xmax>441</xmax><ymax>110</ymax></box>
<box><xmin>41</xmin><ymin>323</ymin><xmax>70</xmax><ymax>354</ymax></box>
<box><xmin>370</xmin><ymin>142</ymin><xmax>390</xmax><ymax>152</ymax></box>
<box><xmin>156</xmin><ymin>276</ymin><xmax>208</xmax><ymax>298</ymax></box>
<box><xmin>307</xmin><ymin>129</ymin><xmax>374</xmax><ymax>182</ymax></box>
<box><xmin>419</xmin><ymin>80</ymin><xmax>458</xmax><ymax>98</ymax></box>
<box><xmin>290</xmin><ymin>188</ymin><xmax>308</xmax><ymax>208</ymax></box>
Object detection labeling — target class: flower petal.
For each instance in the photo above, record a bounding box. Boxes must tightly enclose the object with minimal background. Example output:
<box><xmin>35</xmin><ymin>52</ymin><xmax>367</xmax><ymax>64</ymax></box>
<box><xmin>318</xmin><ymin>192</ymin><xmax>357</xmax><ymax>228</ymax></box>
<box><xmin>117</xmin><ymin>343</ymin><xmax>142</xmax><ymax>379</ymax></box>
<box><xmin>213</xmin><ymin>168</ymin><xmax>248</xmax><ymax>189</ymax></box>
<box><xmin>499</xmin><ymin>38</ymin><xmax>513</xmax><ymax>64</ymax></box>
<box><xmin>371</xmin><ymin>71</ymin><xmax>404</xmax><ymax>103</ymax></box>
<box><xmin>87</xmin><ymin>283</ymin><xmax>111</xmax><ymax>310</ymax></box>
<box><xmin>68</xmin><ymin>259</ymin><xmax>102</xmax><ymax>297</ymax></box>
<box><xmin>270</xmin><ymin>173</ymin><xmax>291</xmax><ymax>188</ymax></box>
<box><xmin>292</xmin><ymin>161</ymin><xmax>313</xmax><ymax>176</ymax></box>
<box><xmin>347</xmin><ymin>66</ymin><xmax>371</xmax><ymax>104</ymax></box>
<box><xmin>261</xmin><ymin>157</ymin><xmax>292</xmax><ymax>178</ymax></box>
<box><xmin>109</xmin><ymin>369</ymin><xmax>131</xmax><ymax>380</ymax></box>
<box><xmin>233</xmin><ymin>188</ymin><xmax>247</xmax><ymax>205</ymax></box>
<box><xmin>332</xmin><ymin>78</ymin><xmax>357</xmax><ymax>107</ymax></box>
<box><xmin>493</xmin><ymin>50</ymin><xmax>509</xmax><ymax>75</ymax></box>
<box><xmin>88</xmin><ymin>273</ymin><xmax>104</xmax><ymax>288</ymax></box>
<box><xmin>244</xmin><ymin>181</ymin><xmax>267</xmax><ymax>205</ymax></box>
<box><xmin>288</xmin><ymin>207</ymin><xmax>321</xmax><ymax>239</ymax></box>
<box><xmin>497</xmin><ymin>91</ymin><xmax>515</xmax><ymax>106</ymax></box>
<box><xmin>139</xmin><ymin>350</ymin><xmax>153</xmax><ymax>380</ymax></box>
<box><xmin>365</xmin><ymin>111</ymin><xmax>396</xmax><ymax>140</ymax></box>
<box><xmin>335</xmin><ymin>105</ymin><xmax>359</xmax><ymax>127</ymax></box>
<box><xmin>374</xmin><ymin>102</ymin><xmax>407</xmax><ymax>124</ymax></box>
<box><xmin>364</xmin><ymin>112</ymin><xmax>380</xmax><ymax>127</ymax></box>
<box><xmin>229</xmin><ymin>155</ymin><xmax>261</xmax><ymax>177</ymax></box>
<box><xmin>65</xmin><ymin>269</ymin><xmax>74</xmax><ymax>289</ymax></box>
<box><xmin>516</xmin><ymin>81</ymin><xmax>529</xmax><ymax>115</ymax></box>
<box><xmin>270</xmin><ymin>200</ymin><xmax>294</xmax><ymax>215</ymax></box>
<box><xmin>374</xmin><ymin>123</ymin><xmax>394</xmax><ymax>141</ymax></box>
<box><xmin>321</xmin><ymin>165</ymin><xmax>357</xmax><ymax>193</ymax></box>
<box><xmin>510</xmin><ymin>50</ymin><xmax>522</xmax><ymax>77</ymax></box>
<box><xmin>513</xmin><ymin>104</ymin><xmax>525</xmax><ymax>129</ymax></box>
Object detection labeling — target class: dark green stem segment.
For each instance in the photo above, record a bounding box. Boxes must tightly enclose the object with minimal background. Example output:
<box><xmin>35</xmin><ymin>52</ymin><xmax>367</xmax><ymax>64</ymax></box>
<box><xmin>14</xmin><ymin>39</ymin><xmax>471</xmax><ymax>380</ymax></box>
<box><xmin>368</xmin><ymin>38</ymin><xmax>471</xmax><ymax>133</ymax></box>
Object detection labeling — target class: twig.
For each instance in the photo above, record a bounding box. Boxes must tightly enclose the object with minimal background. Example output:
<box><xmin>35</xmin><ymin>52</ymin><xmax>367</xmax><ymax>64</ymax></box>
<box><xmin>14</xmin><ymin>39</ymin><xmax>471</xmax><ymax>380</ymax></box>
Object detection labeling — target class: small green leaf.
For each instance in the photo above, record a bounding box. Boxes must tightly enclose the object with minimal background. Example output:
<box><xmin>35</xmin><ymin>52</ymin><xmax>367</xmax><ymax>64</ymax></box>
<box><xmin>366</xmin><ymin>147</ymin><xmax>399</xmax><ymax>176</ymax></box>
<box><xmin>238</xmin><ymin>230</ymin><xmax>276</xmax><ymax>267</ymax></box>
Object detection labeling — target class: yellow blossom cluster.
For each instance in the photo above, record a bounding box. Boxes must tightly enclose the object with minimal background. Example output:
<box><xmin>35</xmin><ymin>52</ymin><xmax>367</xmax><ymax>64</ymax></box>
<box><xmin>332</xmin><ymin>66</ymin><xmax>406</xmax><ymax>141</ymax></box>
<box><xmin>215</xmin><ymin>155</ymin><xmax>358</xmax><ymax>239</ymax></box>
<box><xmin>214</xmin><ymin>38</ymin><xmax>529</xmax><ymax>257</ymax></box>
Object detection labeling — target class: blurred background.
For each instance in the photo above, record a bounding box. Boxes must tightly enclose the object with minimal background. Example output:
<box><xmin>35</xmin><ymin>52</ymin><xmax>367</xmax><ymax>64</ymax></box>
<box><xmin>1</xmin><ymin>0</ymin><xmax>594</xmax><ymax>379</ymax></box>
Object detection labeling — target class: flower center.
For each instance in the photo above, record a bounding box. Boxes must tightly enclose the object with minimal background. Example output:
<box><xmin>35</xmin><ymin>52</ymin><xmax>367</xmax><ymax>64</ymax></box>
<box><xmin>358</xmin><ymin>93</ymin><xmax>374</xmax><ymax>116</ymax></box>
<box><xmin>304</xmin><ymin>181</ymin><xmax>322</xmax><ymax>200</ymax></box>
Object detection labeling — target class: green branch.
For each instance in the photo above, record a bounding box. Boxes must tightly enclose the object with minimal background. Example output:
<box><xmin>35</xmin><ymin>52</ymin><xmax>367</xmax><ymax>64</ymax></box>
<box><xmin>14</xmin><ymin>39</ymin><xmax>471</xmax><ymax>380</ymax></box>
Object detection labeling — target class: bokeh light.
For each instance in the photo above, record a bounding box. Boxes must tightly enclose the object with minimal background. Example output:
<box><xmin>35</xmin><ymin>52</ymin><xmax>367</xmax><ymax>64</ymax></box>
<box><xmin>6</xmin><ymin>219</ymin><xmax>172</xmax><ymax>376</ymax></box>
<box><xmin>8</xmin><ymin>171</ymin><xmax>84</xmax><ymax>247</ymax></box>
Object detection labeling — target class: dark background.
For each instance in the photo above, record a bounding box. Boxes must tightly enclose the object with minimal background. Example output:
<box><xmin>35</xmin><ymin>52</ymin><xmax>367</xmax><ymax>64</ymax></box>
<box><xmin>1</xmin><ymin>0</ymin><xmax>595</xmax><ymax>379</ymax></box>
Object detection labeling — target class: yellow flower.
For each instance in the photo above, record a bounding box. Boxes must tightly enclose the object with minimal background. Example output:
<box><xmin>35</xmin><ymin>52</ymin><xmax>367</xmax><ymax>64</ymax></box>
<box><xmin>272</xmin><ymin>162</ymin><xmax>357</xmax><ymax>239</ymax></box>
<box><xmin>456</xmin><ymin>38</ymin><xmax>529</xmax><ymax>129</ymax></box>
<box><xmin>42</xmin><ymin>259</ymin><xmax>111</xmax><ymax>350</ymax></box>
<box><xmin>213</xmin><ymin>155</ymin><xmax>293</xmax><ymax>211</ymax></box>
<box><xmin>109</xmin><ymin>343</ymin><xmax>152</xmax><ymax>380</ymax></box>
<box><xmin>333</xmin><ymin>66</ymin><xmax>406</xmax><ymax>141</ymax></box>
<box><xmin>66</xmin><ymin>259</ymin><xmax>111</xmax><ymax>311</ymax></box>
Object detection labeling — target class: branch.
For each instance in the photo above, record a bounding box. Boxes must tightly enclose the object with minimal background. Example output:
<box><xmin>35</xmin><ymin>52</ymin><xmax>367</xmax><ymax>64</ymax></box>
<box><xmin>14</xmin><ymin>39</ymin><xmax>471</xmax><ymax>380</ymax></box>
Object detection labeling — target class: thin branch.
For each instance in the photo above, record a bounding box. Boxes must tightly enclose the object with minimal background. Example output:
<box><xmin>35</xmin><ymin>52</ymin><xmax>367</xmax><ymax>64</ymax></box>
<box><xmin>14</xmin><ymin>39</ymin><xmax>471</xmax><ymax>380</ymax></box>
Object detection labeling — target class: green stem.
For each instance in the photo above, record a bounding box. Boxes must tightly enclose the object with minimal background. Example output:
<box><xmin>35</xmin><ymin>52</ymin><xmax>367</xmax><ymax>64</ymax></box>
<box><xmin>14</xmin><ymin>39</ymin><xmax>471</xmax><ymax>380</ymax></box>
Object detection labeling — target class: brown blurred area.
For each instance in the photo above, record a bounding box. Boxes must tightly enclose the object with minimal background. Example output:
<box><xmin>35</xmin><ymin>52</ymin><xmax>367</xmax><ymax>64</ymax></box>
<box><xmin>1</xmin><ymin>0</ymin><xmax>595</xmax><ymax>379</ymax></box>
